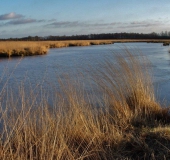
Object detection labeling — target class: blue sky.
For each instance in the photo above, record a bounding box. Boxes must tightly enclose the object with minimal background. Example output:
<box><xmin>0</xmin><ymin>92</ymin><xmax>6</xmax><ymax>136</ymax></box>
<box><xmin>0</xmin><ymin>0</ymin><xmax>170</xmax><ymax>38</ymax></box>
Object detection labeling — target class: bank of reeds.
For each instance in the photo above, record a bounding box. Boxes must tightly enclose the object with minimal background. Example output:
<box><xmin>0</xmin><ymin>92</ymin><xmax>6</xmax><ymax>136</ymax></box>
<box><xmin>0</xmin><ymin>40</ymin><xmax>114</xmax><ymax>57</ymax></box>
<box><xmin>1</xmin><ymin>39</ymin><xmax>170</xmax><ymax>57</ymax></box>
<box><xmin>0</xmin><ymin>42</ymin><xmax>49</xmax><ymax>57</ymax></box>
<box><xmin>0</xmin><ymin>51</ymin><xmax>170</xmax><ymax>159</ymax></box>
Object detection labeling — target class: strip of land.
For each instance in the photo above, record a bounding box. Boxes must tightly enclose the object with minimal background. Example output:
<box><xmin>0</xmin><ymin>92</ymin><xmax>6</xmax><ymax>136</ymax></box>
<box><xmin>0</xmin><ymin>39</ymin><xmax>170</xmax><ymax>57</ymax></box>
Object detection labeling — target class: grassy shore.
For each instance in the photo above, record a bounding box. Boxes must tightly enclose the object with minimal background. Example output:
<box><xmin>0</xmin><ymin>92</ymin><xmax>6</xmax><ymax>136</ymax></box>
<box><xmin>0</xmin><ymin>39</ymin><xmax>170</xmax><ymax>57</ymax></box>
<box><xmin>0</xmin><ymin>40</ymin><xmax>114</xmax><ymax>57</ymax></box>
<box><xmin>0</xmin><ymin>51</ymin><xmax>170</xmax><ymax>159</ymax></box>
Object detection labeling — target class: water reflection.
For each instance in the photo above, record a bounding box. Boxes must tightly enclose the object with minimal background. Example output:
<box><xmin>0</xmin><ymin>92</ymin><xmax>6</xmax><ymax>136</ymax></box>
<box><xmin>0</xmin><ymin>43</ymin><xmax>170</xmax><ymax>107</ymax></box>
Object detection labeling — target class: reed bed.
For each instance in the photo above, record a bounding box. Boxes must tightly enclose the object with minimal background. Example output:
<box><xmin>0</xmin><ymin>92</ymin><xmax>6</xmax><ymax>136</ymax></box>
<box><xmin>0</xmin><ymin>50</ymin><xmax>170</xmax><ymax>159</ymax></box>
<box><xmin>0</xmin><ymin>40</ymin><xmax>114</xmax><ymax>57</ymax></box>
<box><xmin>1</xmin><ymin>39</ymin><xmax>170</xmax><ymax>57</ymax></box>
<box><xmin>0</xmin><ymin>42</ymin><xmax>48</xmax><ymax>57</ymax></box>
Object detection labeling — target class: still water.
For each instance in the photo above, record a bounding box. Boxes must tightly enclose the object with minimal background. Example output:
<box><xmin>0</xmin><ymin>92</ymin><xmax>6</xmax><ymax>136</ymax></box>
<box><xmin>0</xmin><ymin>43</ymin><xmax>170</xmax><ymax>106</ymax></box>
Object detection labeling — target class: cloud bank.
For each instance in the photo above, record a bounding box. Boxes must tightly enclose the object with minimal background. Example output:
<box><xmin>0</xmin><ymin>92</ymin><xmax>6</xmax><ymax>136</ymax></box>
<box><xmin>0</xmin><ymin>12</ymin><xmax>45</xmax><ymax>26</ymax></box>
<box><xmin>45</xmin><ymin>20</ymin><xmax>166</xmax><ymax>32</ymax></box>
<box><xmin>7</xmin><ymin>18</ymin><xmax>37</xmax><ymax>25</ymax></box>
<box><xmin>0</xmin><ymin>12</ymin><xmax>23</xmax><ymax>20</ymax></box>
<box><xmin>46</xmin><ymin>21</ymin><xmax>121</xmax><ymax>28</ymax></box>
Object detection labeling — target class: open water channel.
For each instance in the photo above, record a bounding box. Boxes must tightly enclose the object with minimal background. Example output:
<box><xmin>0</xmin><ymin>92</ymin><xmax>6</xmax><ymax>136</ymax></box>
<box><xmin>0</xmin><ymin>42</ymin><xmax>170</xmax><ymax>107</ymax></box>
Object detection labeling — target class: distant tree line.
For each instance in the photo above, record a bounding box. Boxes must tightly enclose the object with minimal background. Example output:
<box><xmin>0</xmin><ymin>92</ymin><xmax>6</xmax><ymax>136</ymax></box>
<box><xmin>1</xmin><ymin>31</ymin><xmax>170</xmax><ymax>41</ymax></box>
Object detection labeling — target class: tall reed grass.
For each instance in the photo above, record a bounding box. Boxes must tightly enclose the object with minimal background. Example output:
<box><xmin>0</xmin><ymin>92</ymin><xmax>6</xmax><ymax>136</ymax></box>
<box><xmin>0</xmin><ymin>50</ymin><xmax>170</xmax><ymax>159</ymax></box>
<box><xmin>0</xmin><ymin>42</ymin><xmax>48</xmax><ymax>57</ymax></box>
<box><xmin>0</xmin><ymin>40</ymin><xmax>114</xmax><ymax>57</ymax></box>
<box><xmin>1</xmin><ymin>39</ymin><xmax>170</xmax><ymax>57</ymax></box>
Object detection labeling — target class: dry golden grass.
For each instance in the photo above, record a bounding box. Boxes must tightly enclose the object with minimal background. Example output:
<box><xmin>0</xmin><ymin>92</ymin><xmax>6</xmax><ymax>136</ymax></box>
<box><xmin>1</xmin><ymin>39</ymin><xmax>170</xmax><ymax>57</ymax></box>
<box><xmin>0</xmin><ymin>50</ymin><xmax>170</xmax><ymax>159</ymax></box>
<box><xmin>0</xmin><ymin>41</ymin><xmax>49</xmax><ymax>57</ymax></box>
<box><xmin>0</xmin><ymin>40</ymin><xmax>115</xmax><ymax>57</ymax></box>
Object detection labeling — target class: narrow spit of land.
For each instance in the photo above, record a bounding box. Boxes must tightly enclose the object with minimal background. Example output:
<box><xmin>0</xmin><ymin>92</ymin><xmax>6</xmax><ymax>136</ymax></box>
<box><xmin>0</xmin><ymin>39</ymin><xmax>170</xmax><ymax>57</ymax></box>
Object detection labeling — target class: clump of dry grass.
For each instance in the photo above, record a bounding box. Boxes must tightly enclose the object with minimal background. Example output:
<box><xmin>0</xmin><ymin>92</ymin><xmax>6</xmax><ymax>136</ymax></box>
<box><xmin>0</xmin><ymin>50</ymin><xmax>170</xmax><ymax>159</ymax></box>
<box><xmin>0</xmin><ymin>42</ymin><xmax>49</xmax><ymax>57</ymax></box>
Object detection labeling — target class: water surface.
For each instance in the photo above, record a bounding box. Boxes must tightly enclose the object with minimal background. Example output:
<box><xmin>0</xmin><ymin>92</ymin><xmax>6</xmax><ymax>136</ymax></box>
<box><xmin>0</xmin><ymin>42</ymin><xmax>170</xmax><ymax>106</ymax></box>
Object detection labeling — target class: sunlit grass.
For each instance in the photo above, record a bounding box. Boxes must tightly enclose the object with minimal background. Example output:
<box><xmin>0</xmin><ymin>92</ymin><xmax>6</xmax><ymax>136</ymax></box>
<box><xmin>0</xmin><ymin>42</ymin><xmax>48</xmax><ymax>57</ymax></box>
<box><xmin>1</xmin><ymin>39</ymin><xmax>170</xmax><ymax>57</ymax></box>
<box><xmin>0</xmin><ymin>40</ymin><xmax>114</xmax><ymax>57</ymax></box>
<box><xmin>0</xmin><ymin>50</ymin><xmax>170</xmax><ymax>159</ymax></box>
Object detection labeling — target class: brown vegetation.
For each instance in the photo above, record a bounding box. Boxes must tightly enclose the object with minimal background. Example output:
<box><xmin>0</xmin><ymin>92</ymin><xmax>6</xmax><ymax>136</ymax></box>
<box><xmin>0</xmin><ymin>40</ymin><xmax>114</xmax><ymax>57</ymax></box>
<box><xmin>0</xmin><ymin>42</ymin><xmax>48</xmax><ymax>57</ymax></box>
<box><xmin>0</xmin><ymin>39</ymin><xmax>170</xmax><ymax>57</ymax></box>
<box><xmin>0</xmin><ymin>51</ymin><xmax>170</xmax><ymax>159</ymax></box>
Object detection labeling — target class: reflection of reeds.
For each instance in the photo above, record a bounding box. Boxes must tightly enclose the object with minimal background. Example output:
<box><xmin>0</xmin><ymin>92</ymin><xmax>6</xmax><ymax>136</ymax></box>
<box><xmin>163</xmin><ymin>42</ymin><xmax>170</xmax><ymax>46</ymax></box>
<box><xmin>0</xmin><ymin>50</ymin><xmax>170</xmax><ymax>159</ymax></box>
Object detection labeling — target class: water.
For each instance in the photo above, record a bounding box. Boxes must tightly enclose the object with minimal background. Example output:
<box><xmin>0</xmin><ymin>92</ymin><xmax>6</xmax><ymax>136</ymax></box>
<box><xmin>0</xmin><ymin>42</ymin><xmax>170</xmax><ymax>106</ymax></box>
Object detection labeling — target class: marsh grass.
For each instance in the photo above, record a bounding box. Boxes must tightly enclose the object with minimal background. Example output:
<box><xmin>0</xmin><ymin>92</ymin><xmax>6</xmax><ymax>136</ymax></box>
<box><xmin>1</xmin><ymin>39</ymin><xmax>170</xmax><ymax>57</ymax></box>
<box><xmin>0</xmin><ymin>42</ymin><xmax>49</xmax><ymax>57</ymax></box>
<box><xmin>0</xmin><ymin>40</ymin><xmax>114</xmax><ymax>57</ymax></box>
<box><xmin>0</xmin><ymin>50</ymin><xmax>170</xmax><ymax>159</ymax></box>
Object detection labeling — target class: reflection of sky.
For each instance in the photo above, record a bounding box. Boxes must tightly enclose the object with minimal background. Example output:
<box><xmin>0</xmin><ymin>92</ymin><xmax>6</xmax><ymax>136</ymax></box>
<box><xmin>1</xmin><ymin>0</ymin><xmax>170</xmax><ymax>38</ymax></box>
<box><xmin>0</xmin><ymin>43</ymin><xmax>170</xmax><ymax>106</ymax></box>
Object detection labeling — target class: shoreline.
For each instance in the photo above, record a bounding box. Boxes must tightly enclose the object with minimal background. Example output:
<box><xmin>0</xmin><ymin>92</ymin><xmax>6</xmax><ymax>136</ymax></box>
<box><xmin>0</xmin><ymin>39</ymin><xmax>170</xmax><ymax>57</ymax></box>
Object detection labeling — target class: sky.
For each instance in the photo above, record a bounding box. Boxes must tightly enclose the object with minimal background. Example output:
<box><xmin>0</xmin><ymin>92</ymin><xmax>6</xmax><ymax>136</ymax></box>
<box><xmin>0</xmin><ymin>0</ymin><xmax>170</xmax><ymax>38</ymax></box>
